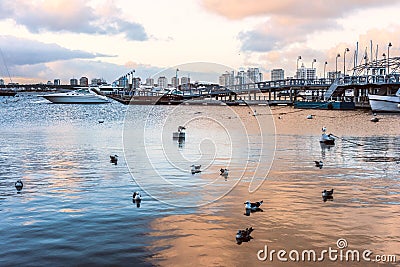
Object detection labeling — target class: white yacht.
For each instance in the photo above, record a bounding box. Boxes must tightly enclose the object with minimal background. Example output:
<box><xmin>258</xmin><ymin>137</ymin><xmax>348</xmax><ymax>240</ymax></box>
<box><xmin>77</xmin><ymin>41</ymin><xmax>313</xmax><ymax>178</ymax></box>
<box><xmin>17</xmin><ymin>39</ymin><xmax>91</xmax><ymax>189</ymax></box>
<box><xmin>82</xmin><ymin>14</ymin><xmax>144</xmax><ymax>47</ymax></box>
<box><xmin>368</xmin><ymin>88</ymin><xmax>400</xmax><ymax>112</ymax></box>
<box><xmin>41</xmin><ymin>88</ymin><xmax>110</xmax><ymax>104</ymax></box>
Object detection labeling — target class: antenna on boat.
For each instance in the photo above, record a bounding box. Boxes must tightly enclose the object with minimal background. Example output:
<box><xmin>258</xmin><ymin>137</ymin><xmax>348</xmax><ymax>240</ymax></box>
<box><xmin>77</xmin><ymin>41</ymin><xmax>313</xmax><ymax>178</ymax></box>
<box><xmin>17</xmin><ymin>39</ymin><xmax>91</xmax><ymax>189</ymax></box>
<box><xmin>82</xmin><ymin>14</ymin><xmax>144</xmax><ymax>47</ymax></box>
<box><xmin>0</xmin><ymin>47</ymin><xmax>13</xmax><ymax>84</ymax></box>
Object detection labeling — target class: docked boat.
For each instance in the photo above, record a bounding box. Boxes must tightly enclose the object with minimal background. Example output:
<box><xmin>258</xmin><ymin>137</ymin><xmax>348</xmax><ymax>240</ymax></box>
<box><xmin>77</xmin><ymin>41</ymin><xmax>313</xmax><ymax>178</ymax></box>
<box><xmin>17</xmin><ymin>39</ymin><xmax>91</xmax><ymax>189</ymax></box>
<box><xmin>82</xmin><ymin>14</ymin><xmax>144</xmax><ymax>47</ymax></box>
<box><xmin>41</xmin><ymin>88</ymin><xmax>110</xmax><ymax>104</ymax></box>
<box><xmin>368</xmin><ymin>88</ymin><xmax>400</xmax><ymax>112</ymax></box>
<box><xmin>0</xmin><ymin>89</ymin><xmax>17</xmax><ymax>96</ymax></box>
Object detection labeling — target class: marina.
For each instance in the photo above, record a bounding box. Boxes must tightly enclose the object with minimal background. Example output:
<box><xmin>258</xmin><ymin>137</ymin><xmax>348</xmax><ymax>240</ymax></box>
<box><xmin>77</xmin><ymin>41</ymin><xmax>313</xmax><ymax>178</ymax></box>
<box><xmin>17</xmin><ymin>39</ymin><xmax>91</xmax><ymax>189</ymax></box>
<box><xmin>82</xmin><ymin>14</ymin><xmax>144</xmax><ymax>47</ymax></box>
<box><xmin>0</xmin><ymin>94</ymin><xmax>398</xmax><ymax>266</ymax></box>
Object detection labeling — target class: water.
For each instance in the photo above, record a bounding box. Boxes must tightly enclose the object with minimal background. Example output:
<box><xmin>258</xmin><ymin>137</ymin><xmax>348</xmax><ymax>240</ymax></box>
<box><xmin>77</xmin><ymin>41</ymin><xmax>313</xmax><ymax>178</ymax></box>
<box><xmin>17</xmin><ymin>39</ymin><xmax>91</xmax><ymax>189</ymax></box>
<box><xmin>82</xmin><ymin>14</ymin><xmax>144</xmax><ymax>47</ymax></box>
<box><xmin>0</xmin><ymin>93</ymin><xmax>399</xmax><ymax>266</ymax></box>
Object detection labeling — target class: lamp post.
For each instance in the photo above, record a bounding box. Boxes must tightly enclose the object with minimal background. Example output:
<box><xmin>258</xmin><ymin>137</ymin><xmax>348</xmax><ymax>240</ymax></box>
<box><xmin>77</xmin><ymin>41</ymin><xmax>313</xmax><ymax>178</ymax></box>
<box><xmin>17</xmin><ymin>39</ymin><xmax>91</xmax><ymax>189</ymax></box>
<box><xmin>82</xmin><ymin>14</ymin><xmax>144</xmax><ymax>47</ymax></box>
<box><xmin>176</xmin><ymin>68</ymin><xmax>179</xmax><ymax>85</ymax></box>
<box><xmin>296</xmin><ymin>56</ymin><xmax>301</xmax><ymax>78</ymax></box>
<box><xmin>343</xmin><ymin>48</ymin><xmax>349</xmax><ymax>77</ymax></box>
<box><xmin>324</xmin><ymin>61</ymin><xmax>328</xmax><ymax>80</ymax></box>
<box><xmin>387</xmin><ymin>42</ymin><xmax>392</xmax><ymax>75</ymax></box>
<box><xmin>335</xmin><ymin>53</ymin><xmax>341</xmax><ymax>79</ymax></box>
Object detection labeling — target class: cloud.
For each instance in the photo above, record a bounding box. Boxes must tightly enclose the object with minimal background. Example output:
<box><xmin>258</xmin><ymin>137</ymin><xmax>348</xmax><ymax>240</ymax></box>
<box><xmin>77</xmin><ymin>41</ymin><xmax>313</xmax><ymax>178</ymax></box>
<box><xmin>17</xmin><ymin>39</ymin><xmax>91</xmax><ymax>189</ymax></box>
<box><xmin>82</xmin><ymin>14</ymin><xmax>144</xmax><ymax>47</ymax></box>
<box><xmin>202</xmin><ymin>0</ymin><xmax>400</xmax><ymax>53</ymax></box>
<box><xmin>239</xmin><ymin>16</ymin><xmax>338</xmax><ymax>52</ymax></box>
<box><xmin>0</xmin><ymin>35</ymin><xmax>109</xmax><ymax>66</ymax></box>
<box><xmin>0</xmin><ymin>0</ymin><xmax>148</xmax><ymax>41</ymax></box>
<box><xmin>201</xmin><ymin>0</ymin><xmax>396</xmax><ymax>20</ymax></box>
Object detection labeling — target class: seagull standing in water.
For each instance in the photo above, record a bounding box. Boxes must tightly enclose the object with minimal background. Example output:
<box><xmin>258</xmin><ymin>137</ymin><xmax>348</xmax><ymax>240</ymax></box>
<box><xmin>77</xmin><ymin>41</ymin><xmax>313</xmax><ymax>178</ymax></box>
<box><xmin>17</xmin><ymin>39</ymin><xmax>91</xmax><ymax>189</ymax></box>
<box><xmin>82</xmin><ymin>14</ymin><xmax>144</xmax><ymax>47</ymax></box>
<box><xmin>110</xmin><ymin>155</ymin><xmax>118</xmax><ymax>164</ymax></box>
<box><xmin>15</xmin><ymin>180</ymin><xmax>23</xmax><ymax>192</ymax></box>
<box><xmin>314</xmin><ymin>160</ymin><xmax>323</xmax><ymax>169</ymax></box>
<box><xmin>220</xmin><ymin>168</ymin><xmax>229</xmax><ymax>178</ymax></box>
<box><xmin>191</xmin><ymin>165</ymin><xmax>201</xmax><ymax>174</ymax></box>
<box><xmin>244</xmin><ymin>200</ymin><xmax>263</xmax><ymax>211</ymax></box>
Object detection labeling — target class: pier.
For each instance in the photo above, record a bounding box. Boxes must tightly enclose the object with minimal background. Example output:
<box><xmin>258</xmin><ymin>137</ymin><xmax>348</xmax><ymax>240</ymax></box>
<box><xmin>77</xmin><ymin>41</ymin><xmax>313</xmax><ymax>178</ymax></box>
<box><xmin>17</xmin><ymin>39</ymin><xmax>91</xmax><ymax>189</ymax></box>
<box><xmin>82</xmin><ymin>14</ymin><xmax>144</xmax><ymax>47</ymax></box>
<box><xmin>107</xmin><ymin>72</ymin><xmax>400</xmax><ymax>109</ymax></box>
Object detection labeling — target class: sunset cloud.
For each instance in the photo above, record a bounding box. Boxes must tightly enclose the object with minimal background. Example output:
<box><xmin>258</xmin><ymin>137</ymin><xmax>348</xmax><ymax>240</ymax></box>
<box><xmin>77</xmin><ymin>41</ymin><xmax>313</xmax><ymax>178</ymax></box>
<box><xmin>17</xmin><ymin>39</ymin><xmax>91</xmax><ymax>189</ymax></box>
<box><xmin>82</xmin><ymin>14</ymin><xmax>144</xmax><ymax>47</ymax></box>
<box><xmin>201</xmin><ymin>0</ymin><xmax>396</xmax><ymax>19</ymax></box>
<box><xmin>0</xmin><ymin>0</ymin><xmax>148</xmax><ymax>41</ymax></box>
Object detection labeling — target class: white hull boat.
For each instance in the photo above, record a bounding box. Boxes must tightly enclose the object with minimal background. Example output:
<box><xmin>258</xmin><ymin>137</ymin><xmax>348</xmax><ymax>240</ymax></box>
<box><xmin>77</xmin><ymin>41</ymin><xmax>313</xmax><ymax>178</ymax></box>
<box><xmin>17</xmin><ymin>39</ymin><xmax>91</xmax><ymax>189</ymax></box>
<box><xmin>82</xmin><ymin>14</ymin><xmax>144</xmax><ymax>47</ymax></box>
<box><xmin>41</xmin><ymin>88</ymin><xmax>110</xmax><ymax>104</ymax></box>
<box><xmin>368</xmin><ymin>88</ymin><xmax>400</xmax><ymax>113</ymax></box>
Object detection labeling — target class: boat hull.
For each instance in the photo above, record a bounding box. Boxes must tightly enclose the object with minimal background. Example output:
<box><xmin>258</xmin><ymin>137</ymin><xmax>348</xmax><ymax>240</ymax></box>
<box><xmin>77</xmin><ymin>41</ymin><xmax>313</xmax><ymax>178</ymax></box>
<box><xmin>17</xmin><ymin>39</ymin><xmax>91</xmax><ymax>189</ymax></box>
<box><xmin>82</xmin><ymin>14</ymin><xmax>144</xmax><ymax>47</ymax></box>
<box><xmin>42</xmin><ymin>93</ymin><xmax>109</xmax><ymax>104</ymax></box>
<box><xmin>294</xmin><ymin>101</ymin><xmax>355</xmax><ymax>110</ymax></box>
<box><xmin>368</xmin><ymin>94</ymin><xmax>400</xmax><ymax>112</ymax></box>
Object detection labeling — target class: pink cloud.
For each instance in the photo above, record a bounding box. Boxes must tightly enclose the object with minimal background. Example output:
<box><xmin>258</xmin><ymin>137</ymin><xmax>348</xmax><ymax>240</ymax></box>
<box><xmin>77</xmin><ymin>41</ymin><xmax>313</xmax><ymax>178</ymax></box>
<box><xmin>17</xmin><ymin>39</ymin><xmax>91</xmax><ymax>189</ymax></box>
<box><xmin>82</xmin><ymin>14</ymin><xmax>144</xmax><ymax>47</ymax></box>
<box><xmin>201</xmin><ymin>0</ymin><xmax>395</xmax><ymax>19</ymax></box>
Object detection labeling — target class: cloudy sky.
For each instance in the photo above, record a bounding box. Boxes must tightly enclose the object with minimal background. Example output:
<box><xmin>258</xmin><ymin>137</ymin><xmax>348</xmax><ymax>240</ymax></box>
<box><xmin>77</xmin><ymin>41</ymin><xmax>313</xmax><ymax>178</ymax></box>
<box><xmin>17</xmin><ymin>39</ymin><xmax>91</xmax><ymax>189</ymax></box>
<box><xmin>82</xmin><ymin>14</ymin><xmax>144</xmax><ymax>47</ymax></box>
<box><xmin>0</xmin><ymin>0</ymin><xmax>400</xmax><ymax>84</ymax></box>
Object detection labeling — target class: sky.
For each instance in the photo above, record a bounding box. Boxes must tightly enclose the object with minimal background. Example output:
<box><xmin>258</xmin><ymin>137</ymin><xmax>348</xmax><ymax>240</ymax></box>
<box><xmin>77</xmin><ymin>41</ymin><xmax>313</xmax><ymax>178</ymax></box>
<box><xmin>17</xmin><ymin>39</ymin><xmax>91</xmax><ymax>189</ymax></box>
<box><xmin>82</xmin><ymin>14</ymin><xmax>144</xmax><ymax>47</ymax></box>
<box><xmin>1</xmin><ymin>0</ymin><xmax>400</xmax><ymax>84</ymax></box>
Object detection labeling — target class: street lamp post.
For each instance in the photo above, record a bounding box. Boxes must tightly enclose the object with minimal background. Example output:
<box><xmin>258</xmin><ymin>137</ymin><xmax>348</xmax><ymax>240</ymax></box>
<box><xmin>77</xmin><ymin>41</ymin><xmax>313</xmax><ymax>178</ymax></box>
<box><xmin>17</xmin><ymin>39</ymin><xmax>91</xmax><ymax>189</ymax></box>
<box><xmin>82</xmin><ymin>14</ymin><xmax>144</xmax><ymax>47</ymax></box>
<box><xmin>175</xmin><ymin>68</ymin><xmax>179</xmax><ymax>89</ymax></box>
<box><xmin>387</xmin><ymin>42</ymin><xmax>392</xmax><ymax>75</ymax></box>
<box><xmin>296</xmin><ymin>56</ymin><xmax>301</xmax><ymax>78</ymax></box>
<box><xmin>335</xmin><ymin>53</ymin><xmax>341</xmax><ymax>79</ymax></box>
<box><xmin>311</xmin><ymin>59</ymin><xmax>316</xmax><ymax>79</ymax></box>
<box><xmin>324</xmin><ymin>61</ymin><xmax>328</xmax><ymax>80</ymax></box>
<box><xmin>343</xmin><ymin>48</ymin><xmax>349</xmax><ymax>77</ymax></box>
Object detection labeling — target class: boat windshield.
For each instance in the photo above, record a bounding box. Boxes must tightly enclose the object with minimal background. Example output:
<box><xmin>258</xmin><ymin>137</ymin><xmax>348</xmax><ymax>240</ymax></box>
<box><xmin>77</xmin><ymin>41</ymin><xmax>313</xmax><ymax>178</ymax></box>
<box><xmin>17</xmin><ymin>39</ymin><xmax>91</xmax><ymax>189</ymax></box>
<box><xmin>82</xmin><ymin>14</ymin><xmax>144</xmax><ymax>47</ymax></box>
<box><xmin>74</xmin><ymin>89</ymin><xmax>90</xmax><ymax>94</ymax></box>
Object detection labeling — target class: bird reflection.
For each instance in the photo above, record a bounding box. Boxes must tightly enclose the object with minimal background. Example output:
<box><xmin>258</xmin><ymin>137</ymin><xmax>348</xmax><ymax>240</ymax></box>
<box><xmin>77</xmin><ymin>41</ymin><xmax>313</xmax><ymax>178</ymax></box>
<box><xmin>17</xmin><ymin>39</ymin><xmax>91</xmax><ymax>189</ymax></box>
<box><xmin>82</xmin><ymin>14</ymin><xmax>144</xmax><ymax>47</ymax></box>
<box><xmin>323</xmin><ymin>196</ymin><xmax>334</xmax><ymax>202</ymax></box>
<box><xmin>244</xmin><ymin>208</ymin><xmax>263</xmax><ymax>216</ymax></box>
<box><xmin>236</xmin><ymin>227</ymin><xmax>254</xmax><ymax>245</ymax></box>
<box><xmin>178</xmin><ymin>137</ymin><xmax>185</xmax><ymax>148</ymax></box>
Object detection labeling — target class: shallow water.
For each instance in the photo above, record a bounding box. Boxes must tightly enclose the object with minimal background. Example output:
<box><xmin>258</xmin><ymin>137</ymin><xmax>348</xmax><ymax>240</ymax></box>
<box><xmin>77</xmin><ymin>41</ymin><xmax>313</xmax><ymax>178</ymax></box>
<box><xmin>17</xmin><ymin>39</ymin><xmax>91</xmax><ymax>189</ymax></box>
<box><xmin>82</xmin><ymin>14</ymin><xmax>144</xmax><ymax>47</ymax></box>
<box><xmin>0</xmin><ymin>94</ymin><xmax>399</xmax><ymax>266</ymax></box>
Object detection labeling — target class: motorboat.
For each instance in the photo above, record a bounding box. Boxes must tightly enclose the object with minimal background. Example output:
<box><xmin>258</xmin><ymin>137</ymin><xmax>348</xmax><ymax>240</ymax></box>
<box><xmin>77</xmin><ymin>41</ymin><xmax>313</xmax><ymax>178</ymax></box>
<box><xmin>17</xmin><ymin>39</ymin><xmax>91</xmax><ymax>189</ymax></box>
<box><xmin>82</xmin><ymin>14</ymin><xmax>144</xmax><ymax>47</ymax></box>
<box><xmin>368</xmin><ymin>88</ymin><xmax>400</xmax><ymax>113</ymax></box>
<box><xmin>41</xmin><ymin>88</ymin><xmax>110</xmax><ymax>104</ymax></box>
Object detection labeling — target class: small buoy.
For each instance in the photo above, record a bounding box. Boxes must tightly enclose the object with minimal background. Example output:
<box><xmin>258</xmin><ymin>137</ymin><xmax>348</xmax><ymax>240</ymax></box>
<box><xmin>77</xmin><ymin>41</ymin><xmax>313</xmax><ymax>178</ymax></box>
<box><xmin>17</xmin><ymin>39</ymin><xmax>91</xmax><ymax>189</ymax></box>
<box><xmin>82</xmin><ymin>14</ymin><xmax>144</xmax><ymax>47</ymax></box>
<box><xmin>15</xmin><ymin>180</ymin><xmax>23</xmax><ymax>191</ymax></box>
<box><xmin>307</xmin><ymin>114</ymin><xmax>313</xmax><ymax>119</ymax></box>
<box><xmin>370</xmin><ymin>117</ymin><xmax>379</xmax><ymax>122</ymax></box>
<box><xmin>98</xmin><ymin>120</ymin><xmax>104</xmax><ymax>123</ymax></box>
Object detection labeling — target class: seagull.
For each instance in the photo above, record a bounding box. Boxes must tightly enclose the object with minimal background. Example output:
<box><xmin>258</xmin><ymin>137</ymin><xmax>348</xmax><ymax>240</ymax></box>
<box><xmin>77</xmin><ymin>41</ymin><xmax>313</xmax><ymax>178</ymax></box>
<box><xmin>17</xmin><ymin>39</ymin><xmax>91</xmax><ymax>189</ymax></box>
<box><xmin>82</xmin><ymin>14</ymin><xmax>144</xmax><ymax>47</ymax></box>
<box><xmin>370</xmin><ymin>117</ymin><xmax>379</xmax><ymax>122</ymax></box>
<box><xmin>191</xmin><ymin>164</ymin><xmax>201</xmax><ymax>174</ymax></box>
<box><xmin>322</xmin><ymin>189</ymin><xmax>334</xmax><ymax>198</ymax></box>
<box><xmin>133</xmin><ymin>191</ymin><xmax>142</xmax><ymax>201</ymax></box>
<box><xmin>307</xmin><ymin>114</ymin><xmax>313</xmax><ymax>119</ymax></box>
<box><xmin>98</xmin><ymin>120</ymin><xmax>104</xmax><ymax>123</ymax></box>
<box><xmin>236</xmin><ymin>227</ymin><xmax>254</xmax><ymax>244</ymax></box>
<box><xmin>322</xmin><ymin>126</ymin><xmax>327</xmax><ymax>132</ymax></box>
<box><xmin>244</xmin><ymin>200</ymin><xmax>263</xmax><ymax>211</ymax></box>
<box><xmin>314</xmin><ymin>160</ymin><xmax>323</xmax><ymax>169</ymax></box>
<box><xmin>15</xmin><ymin>180</ymin><xmax>23</xmax><ymax>192</ymax></box>
<box><xmin>110</xmin><ymin>155</ymin><xmax>118</xmax><ymax>164</ymax></box>
<box><xmin>133</xmin><ymin>192</ymin><xmax>142</xmax><ymax>207</ymax></box>
<box><xmin>178</xmin><ymin>126</ymin><xmax>186</xmax><ymax>132</ymax></box>
<box><xmin>220</xmin><ymin>168</ymin><xmax>229</xmax><ymax>178</ymax></box>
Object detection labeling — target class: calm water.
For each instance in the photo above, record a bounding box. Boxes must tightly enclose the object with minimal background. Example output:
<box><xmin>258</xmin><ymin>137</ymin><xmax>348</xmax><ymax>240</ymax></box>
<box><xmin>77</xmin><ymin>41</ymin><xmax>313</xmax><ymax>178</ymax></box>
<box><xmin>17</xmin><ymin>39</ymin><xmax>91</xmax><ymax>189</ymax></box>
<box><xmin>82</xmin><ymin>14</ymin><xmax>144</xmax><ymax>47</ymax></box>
<box><xmin>0</xmin><ymin>93</ymin><xmax>399</xmax><ymax>266</ymax></box>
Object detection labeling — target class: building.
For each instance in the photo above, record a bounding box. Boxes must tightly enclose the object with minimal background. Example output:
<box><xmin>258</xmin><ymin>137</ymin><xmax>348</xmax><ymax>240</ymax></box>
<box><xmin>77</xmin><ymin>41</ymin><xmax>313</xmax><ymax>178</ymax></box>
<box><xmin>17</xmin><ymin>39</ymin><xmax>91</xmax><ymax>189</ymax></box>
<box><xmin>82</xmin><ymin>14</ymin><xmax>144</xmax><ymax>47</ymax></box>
<box><xmin>53</xmin><ymin>79</ymin><xmax>61</xmax><ymax>86</ymax></box>
<box><xmin>171</xmin><ymin>76</ymin><xmax>179</xmax><ymax>88</ymax></box>
<box><xmin>132</xmin><ymin>77</ymin><xmax>141</xmax><ymax>89</ymax></box>
<box><xmin>91</xmin><ymin>78</ymin><xmax>107</xmax><ymax>86</ymax></box>
<box><xmin>296</xmin><ymin>63</ymin><xmax>316</xmax><ymax>80</ymax></box>
<box><xmin>70</xmin><ymin>78</ymin><xmax>78</xmax><ymax>86</ymax></box>
<box><xmin>145</xmin><ymin>77</ymin><xmax>154</xmax><ymax>86</ymax></box>
<box><xmin>79</xmin><ymin>77</ymin><xmax>89</xmax><ymax>86</ymax></box>
<box><xmin>0</xmin><ymin>79</ymin><xmax>5</xmax><ymax>85</ymax></box>
<box><xmin>157</xmin><ymin>76</ymin><xmax>168</xmax><ymax>89</ymax></box>
<box><xmin>247</xmin><ymin>67</ymin><xmax>262</xmax><ymax>83</ymax></box>
<box><xmin>236</xmin><ymin>70</ymin><xmax>246</xmax><ymax>88</ymax></box>
<box><xmin>219</xmin><ymin>71</ymin><xmax>235</xmax><ymax>89</ymax></box>
<box><xmin>271</xmin><ymin>69</ymin><xmax>285</xmax><ymax>81</ymax></box>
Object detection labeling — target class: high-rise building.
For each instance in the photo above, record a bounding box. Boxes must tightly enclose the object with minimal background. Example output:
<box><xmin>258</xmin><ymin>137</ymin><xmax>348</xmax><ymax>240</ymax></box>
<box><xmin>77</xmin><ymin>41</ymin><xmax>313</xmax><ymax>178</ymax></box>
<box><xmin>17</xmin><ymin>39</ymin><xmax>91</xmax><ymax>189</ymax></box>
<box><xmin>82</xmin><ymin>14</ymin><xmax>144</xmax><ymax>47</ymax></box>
<box><xmin>296</xmin><ymin>63</ymin><xmax>316</xmax><ymax>80</ymax></box>
<box><xmin>157</xmin><ymin>76</ymin><xmax>168</xmax><ymax>89</ymax></box>
<box><xmin>0</xmin><ymin>79</ymin><xmax>4</xmax><ymax>85</ymax></box>
<box><xmin>53</xmin><ymin>79</ymin><xmax>61</xmax><ymax>86</ymax></box>
<box><xmin>80</xmin><ymin>76</ymin><xmax>89</xmax><ymax>86</ymax></box>
<box><xmin>247</xmin><ymin>67</ymin><xmax>262</xmax><ymax>83</ymax></box>
<box><xmin>171</xmin><ymin>76</ymin><xmax>179</xmax><ymax>88</ymax></box>
<box><xmin>146</xmin><ymin>77</ymin><xmax>154</xmax><ymax>86</ymax></box>
<box><xmin>219</xmin><ymin>71</ymin><xmax>235</xmax><ymax>89</ymax></box>
<box><xmin>70</xmin><ymin>78</ymin><xmax>78</xmax><ymax>86</ymax></box>
<box><xmin>271</xmin><ymin>69</ymin><xmax>285</xmax><ymax>81</ymax></box>
<box><xmin>132</xmin><ymin>77</ymin><xmax>141</xmax><ymax>89</ymax></box>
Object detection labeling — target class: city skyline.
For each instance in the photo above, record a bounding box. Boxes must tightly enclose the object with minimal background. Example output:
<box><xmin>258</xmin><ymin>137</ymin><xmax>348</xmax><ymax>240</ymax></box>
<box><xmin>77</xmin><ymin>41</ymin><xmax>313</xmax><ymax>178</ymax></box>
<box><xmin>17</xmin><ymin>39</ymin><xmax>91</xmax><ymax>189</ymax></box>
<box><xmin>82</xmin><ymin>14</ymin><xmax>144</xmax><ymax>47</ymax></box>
<box><xmin>0</xmin><ymin>0</ymin><xmax>400</xmax><ymax>84</ymax></box>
